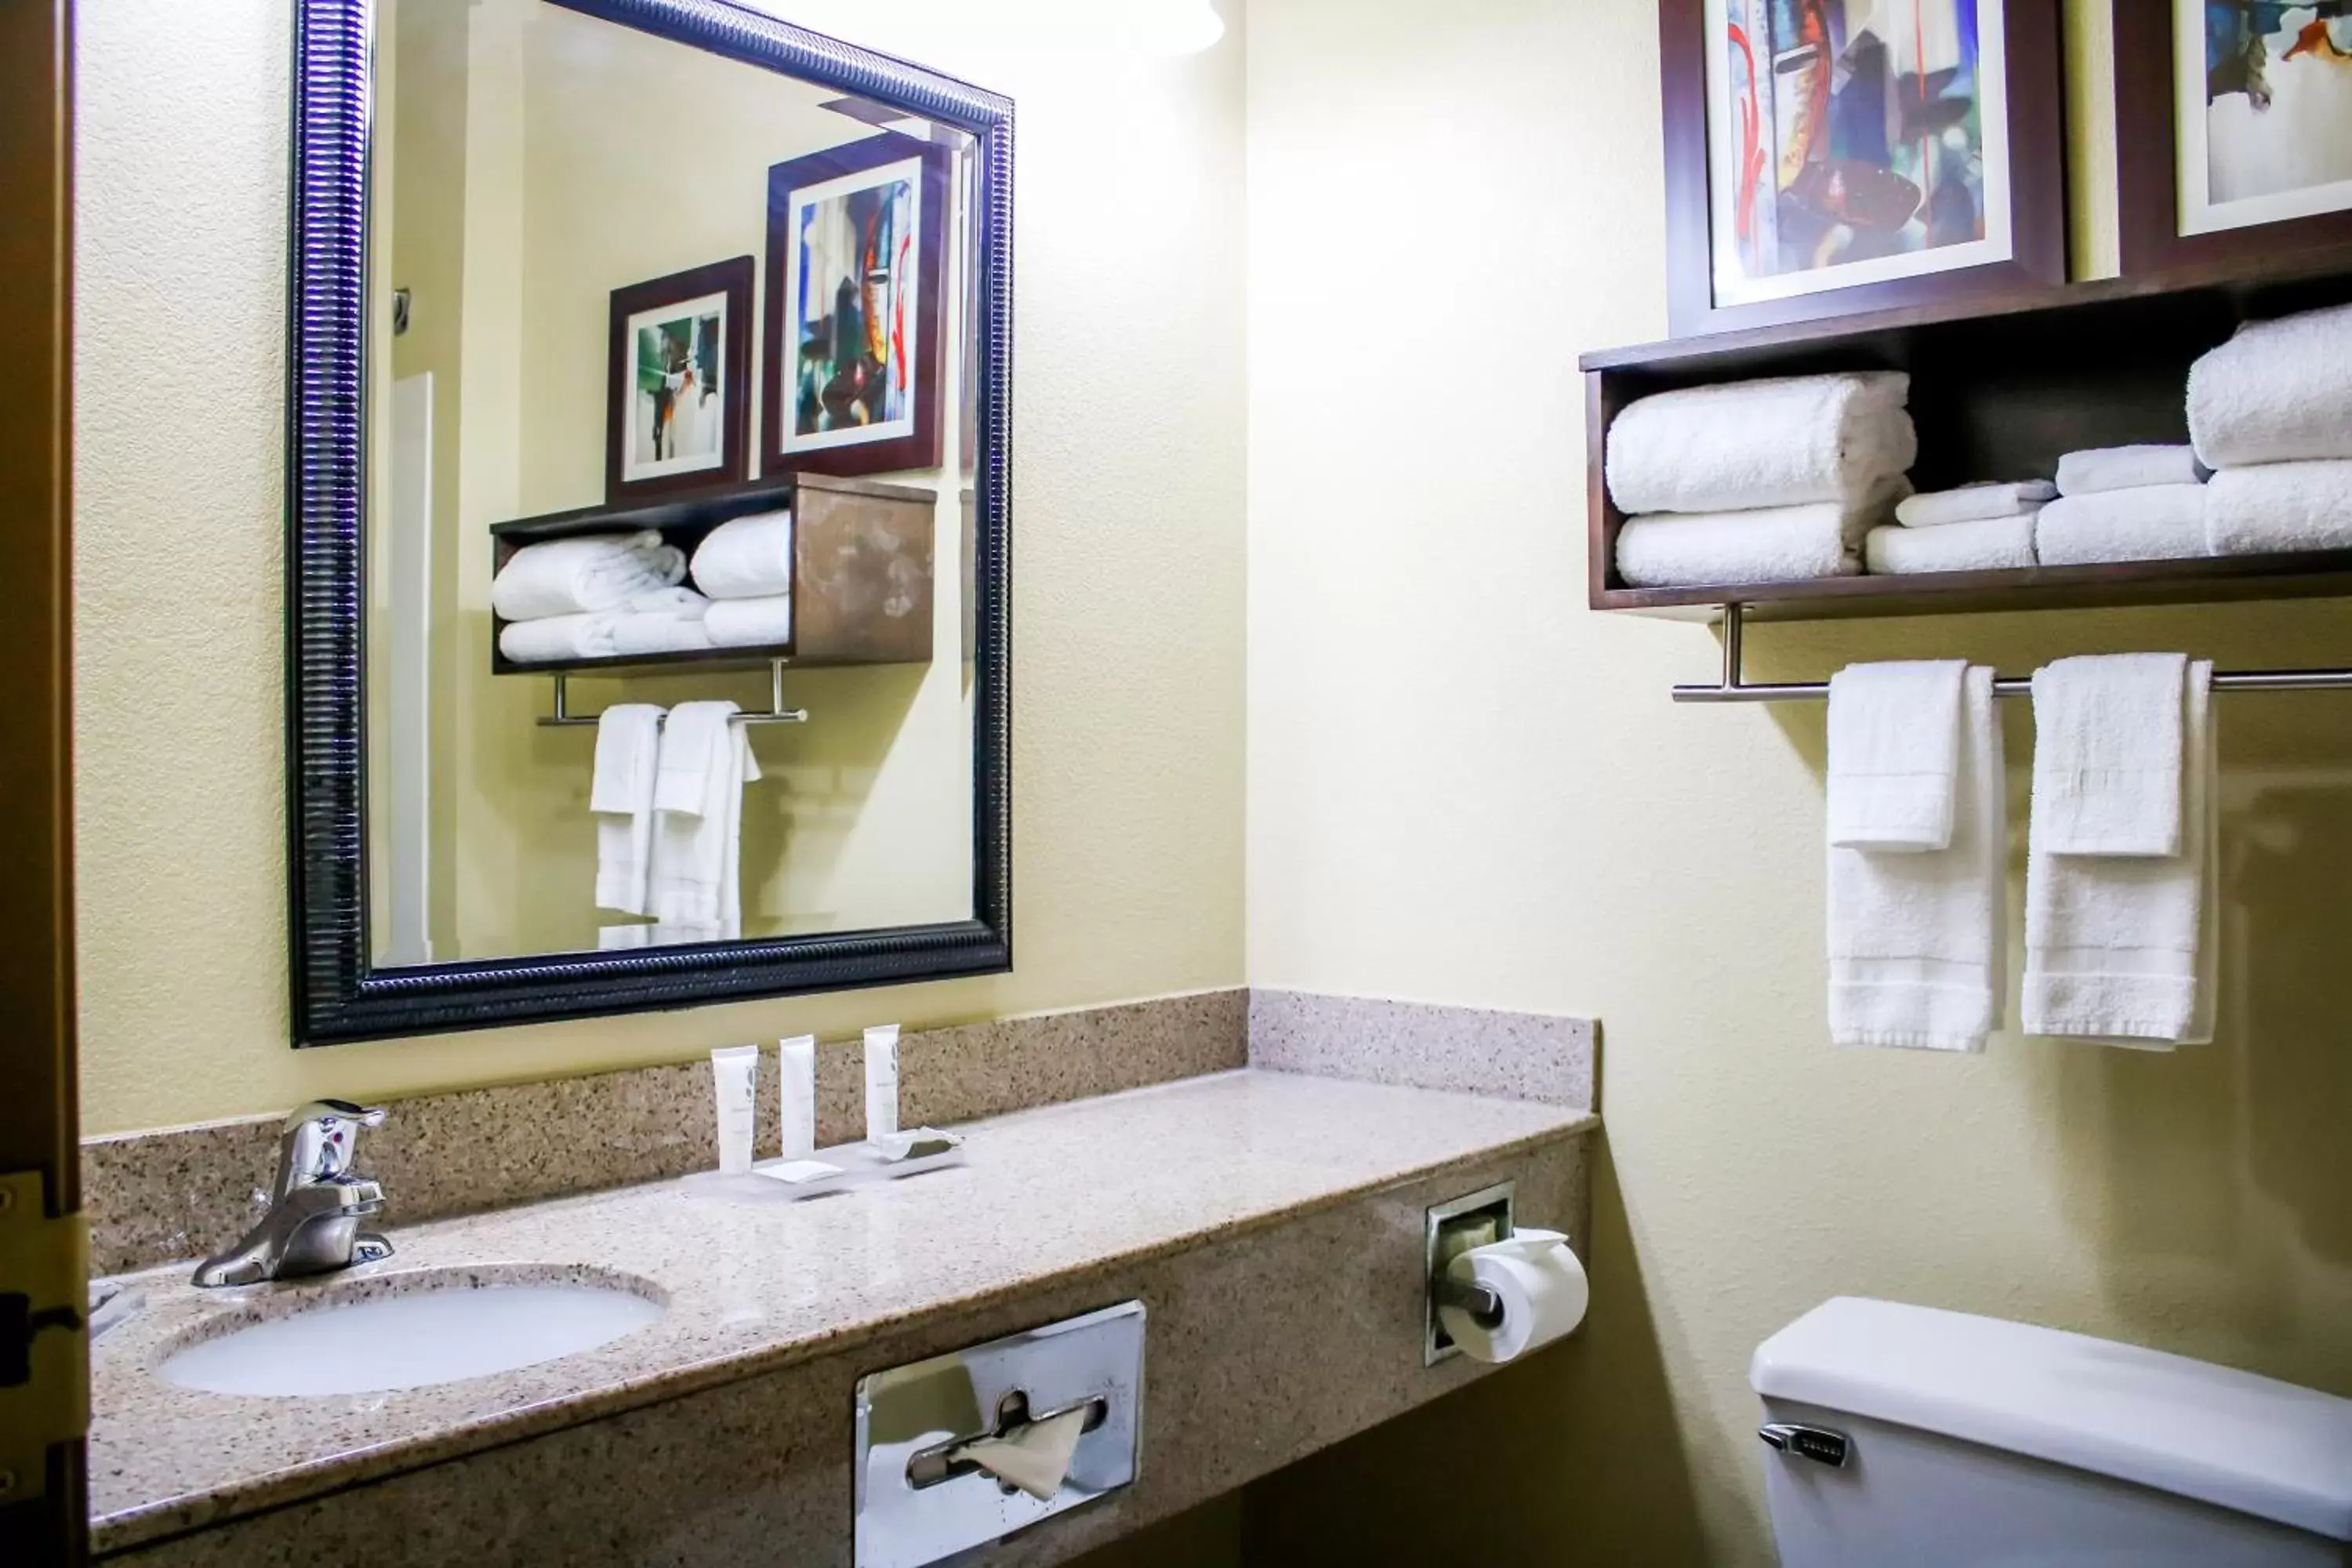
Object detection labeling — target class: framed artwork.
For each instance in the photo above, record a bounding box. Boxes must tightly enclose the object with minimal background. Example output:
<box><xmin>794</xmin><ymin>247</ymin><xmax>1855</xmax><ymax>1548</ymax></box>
<box><xmin>606</xmin><ymin>255</ymin><xmax>754</xmax><ymax>502</ymax></box>
<box><xmin>763</xmin><ymin>132</ymin><xmax>951</xmax><ymax>479</ymax></box>
<box><xmin>1660</xmin><ymin>0</ymin><xmax>2066</xmax><ymax>336</ymax></box>
<box><xmin>2118</xmin><ymin>1</ymin><xmax>2352</xmax><ymax>275</ymax></box>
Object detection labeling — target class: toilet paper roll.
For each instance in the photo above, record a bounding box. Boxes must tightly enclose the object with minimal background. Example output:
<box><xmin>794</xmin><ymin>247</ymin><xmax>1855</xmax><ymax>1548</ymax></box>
<box><xmin>1439</xmin><ymin>1228</ymin><xmax>1588</xmax><ymax>1365</ymax></box>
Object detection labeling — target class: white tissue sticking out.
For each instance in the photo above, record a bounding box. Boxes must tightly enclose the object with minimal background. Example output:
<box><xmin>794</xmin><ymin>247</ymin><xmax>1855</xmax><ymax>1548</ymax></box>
<box><xmin>1438</xmin><ymin>1229</ymin><xmax>1588</xmax><ymax>1365</ymax></box>
<box><xmin>952</xmin><ymin>1406</ymin><xmax>1091</xmax><ymax>1501</ymax></box>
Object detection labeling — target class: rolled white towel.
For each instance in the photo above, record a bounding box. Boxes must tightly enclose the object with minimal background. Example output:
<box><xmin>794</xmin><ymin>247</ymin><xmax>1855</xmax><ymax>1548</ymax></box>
<box><xmin>2034</xmin><ymin>485</ymin><xmax>2208</xmax><ymax>567</ymax></box>
<box><xmin>498</xmin><ymin>612</ymin><xmax>621</xmax><ymax>664</ymax></box>
<box><xmin>1605</xmin><ymin>372</ymin><xmax>1915</xmax><ymax>515</ymax></box>
<box><xmin>491</xmin><ymin>530</ymin><xmax>685</xmax><ymax>622</ymax></box>
<box><xmin>704</xmin><ymin>593</ymin><xmax>795</xmax><ymax>648</ymax></box>
<box><xmin>1865</xmin><ymin>516</ymin><xmax>2036</xmax><ymax>575</ymax></box>
<box><xmin>2188</xmin><ymin>300</ymin><xmax>2352</xmax><ymax>468</ymax></box>
<box><xmin>2205</xmin><ymin>460</ymin><xmax>2352</xmax><ymax>556</ymax></box>
<box><xmin>608</xmin><ymin>614</ymin><xmax>717</xmax><ymax>658</ymax></box>
<box><xmin>1615</xmin><ymin>484</ymin><xmax>1904</xmax><ymax>589</ymax></box>
<box><xmin>1894</xmin><ymin>481</ymin><xmax>2054</xmax><ymax>528</ymax></box>
<box><xmin>691</xmin><ymin>509</ymin><xmax>795</xmax><ymax>600</ymax></box>
<box><xmin>2055</xmin><ymin>445</ymin><xmax>2205</xmax><ymax>496</ymax></box>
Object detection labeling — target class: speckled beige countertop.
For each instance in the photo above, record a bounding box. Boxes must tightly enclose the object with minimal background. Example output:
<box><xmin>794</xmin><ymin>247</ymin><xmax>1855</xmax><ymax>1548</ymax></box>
<box><xmin>90</xmin><ymin>1069</ymin><xmax>1596</xmax><ymax>1555</ymax></box>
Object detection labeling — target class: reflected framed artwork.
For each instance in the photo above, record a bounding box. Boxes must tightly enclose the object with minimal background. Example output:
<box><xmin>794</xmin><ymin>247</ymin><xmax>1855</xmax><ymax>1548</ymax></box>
<box><xmin>605</xmin><ymin>255</ymin><xmax>753</xmax><ymax>501</ymax></box>
<box><xmin>2118</xmin><ymin>1</ymin><xmax>2352</xmax><ymax>275</ymax></box>
<box><xmin>763</xmin><ymin>132</ymin><xmax>951</xmax><ymax>478</ymax></box>
<box><xmin>1660</xmin><ymin>0</ymin><xmax>2065</xmax><ymax>336</ymax></box>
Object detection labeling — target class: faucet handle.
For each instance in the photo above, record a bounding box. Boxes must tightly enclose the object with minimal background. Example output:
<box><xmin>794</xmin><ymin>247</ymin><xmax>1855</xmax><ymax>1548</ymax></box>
<box><xmin>274</xmin><ymin>1099</ymin><xmax>389</xmax><ymax>1189</ymax></box>
<box><xmin>282</xmin><ymin>1098</ymin><xmax>387</xmax><ymax>1133</ymax></box>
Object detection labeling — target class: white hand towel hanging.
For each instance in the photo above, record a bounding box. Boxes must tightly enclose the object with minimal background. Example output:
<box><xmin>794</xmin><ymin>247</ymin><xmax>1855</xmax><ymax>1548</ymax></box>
<box><xmin>2024</xmin><ymin>660</ymin><xmax>2216</xmax><ymax>1048</ymax></box>
<box><xmin>2030</xmin><ymin>654</ymin><xmax>2189</xmax><ymax>857</ymax></box>
<box><xmin>1827</xmin><ymin>665</ymin><xmax>2007</xmax><ymax>1052</ymax></box>
<box><xmin>590</xmin><ymin>703</ymin><xmax>665</xmax><ymax>916</ymax></box>
<box><xmin>1827</xmin><ymin>661</ymin><xmax>1967</xmax><ymax>852</ymax></box>
<box><xmin>648</xmin><ymin>701</ymin><xmax>762</xmax><ymax>930</ymax></box>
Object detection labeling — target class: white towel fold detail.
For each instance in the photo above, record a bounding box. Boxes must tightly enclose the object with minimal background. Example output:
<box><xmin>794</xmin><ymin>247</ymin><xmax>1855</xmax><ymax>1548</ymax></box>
<box><xmin>2055</xmin><ymin>445</ymin><xmax>2205</xmax><ymax>496</ymax></box>
<box><xmin>690</xmin><ymin>509</ymin><xmax>796</xmax><ymax>600</ymax></box>
<box><xmin>704</xmin><ymin>594</ymin><xmax>796</xmax><ymax>648</ymax></box>
<box><xmin>2205</xmin><ymin>460</ymin><xmax>2352</xmax><ymax>555</ymax></box>
<box><xmin>498</xmin><ymin>612</ymin><xmax>620</xmax><ymax>664</ymax></box>
<box><xmin>590</xmin><ymin>704</ymin><xmax>663</xmax><ymax>916</ymax></box>
<box><xmin>2024</xmin><ymin>661</ymin><xmax>2216</xmax><ymax>1047</ymax></box>
<box><xmin>1605</xmin><ymin>372</ymin><xmax>1915</xmax><ymax>515</ymax></box>
<box><xmin>608</xmin><ymin>615</ymin><xmax>717</xmax><ymax>658</ymax></box>
<box><xmin>649</xmin><ymin>702</ymin><xmax>762</xmax><ymax>930</ymax></box>
<box><xmin>1865</xmin><ymin>515</ymin><xmax>2036</xmax><ymax>575</ymax></box>
<box><xmin>491</xmin><ymin>530</ymin><xmax>686</xmax><ymax>622</ymax></box>
<box><xmin>1828</xmin><ymin>661</ymin><xmax>1966</xmax><ymax>853</ymax></box>
<box><xmin>2030</xmin><ymin>654</ymin><xmax>2188</xmax><ymax>857</ymax></box>
<box><xmin>2032</xmin><ymin>485</ymin><xmax>2209</xmax><ymax>567</ymax></box>
<box><xmin>1895</xmin><ymin>481</ymin><xmax>2055</xmax><ymax>528</ymax></box>
<box><xmin>1614</xmin><ymin>482</ymin><xmax>1905</xmax><ymax>590</ymax></box>
<box><xmin>2187</xmin><ymin>300</ymin><xmax>2352</xmax><ymax>468</ymax></box>
<box><xmin>627</xmin><ymin>586</ymin><xmax>710</xmax><ymax>619</ymax></box>
<box><xmin>1828</xmin><ymin>666</ymin><xmax>2008</xmax><ymax>1052</ymax></box>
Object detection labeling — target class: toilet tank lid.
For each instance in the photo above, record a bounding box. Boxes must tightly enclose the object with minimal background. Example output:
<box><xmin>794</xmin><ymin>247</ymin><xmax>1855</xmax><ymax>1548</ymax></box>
<box><xmin>1751</xmin><ymin>1298</ymin><xmax>2352</xmax><ymax>1542</ymax></box>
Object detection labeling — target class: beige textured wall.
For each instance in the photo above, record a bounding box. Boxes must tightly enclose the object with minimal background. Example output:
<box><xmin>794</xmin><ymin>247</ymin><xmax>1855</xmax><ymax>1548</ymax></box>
<box><xmin>1242</xmin><ymin>1</ymin><xmax>2352</xmax><ymax>1564</ymax></box>
<box><xmin>73</xmin><ymin>0</ymin><xmax>1247</xmax><ymax>1134</ymax></box>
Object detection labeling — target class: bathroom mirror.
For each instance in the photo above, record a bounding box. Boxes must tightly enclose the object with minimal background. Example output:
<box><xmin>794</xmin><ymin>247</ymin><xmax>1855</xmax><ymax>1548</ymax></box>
<box><xmin>289</xmin><ymin>0</ymin><xmax>1011</xmax><ymax>1043</ymax></box>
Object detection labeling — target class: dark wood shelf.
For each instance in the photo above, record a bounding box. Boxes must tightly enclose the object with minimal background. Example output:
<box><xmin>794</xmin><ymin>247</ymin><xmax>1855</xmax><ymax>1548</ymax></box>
<box><xmin>495</xmin><ymin>642</ymin><xmax>797</xmax><ymax>677</ymax></box>
<box><xmin>489</xmin><ymin>470</ymin><xmax>933</xmax><ymax>546</ymax></box>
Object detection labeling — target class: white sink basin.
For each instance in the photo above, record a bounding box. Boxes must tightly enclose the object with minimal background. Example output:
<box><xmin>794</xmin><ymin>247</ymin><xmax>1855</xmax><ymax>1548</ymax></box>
<box><xmin>158</xmin><ymin>1277</ymin><xmax>666</xmax><ymax>1396</ymax></box>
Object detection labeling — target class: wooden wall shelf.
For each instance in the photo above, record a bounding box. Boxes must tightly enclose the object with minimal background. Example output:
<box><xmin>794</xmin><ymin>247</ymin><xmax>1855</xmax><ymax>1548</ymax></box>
<box><xmin>1583</xmin><ymin>252</ymin><xmax>2352</xmax><ymax>621</ymax></box>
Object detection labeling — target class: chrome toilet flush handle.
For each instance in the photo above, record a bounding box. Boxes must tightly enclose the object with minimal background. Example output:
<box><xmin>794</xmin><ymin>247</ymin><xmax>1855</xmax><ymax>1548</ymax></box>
<box><xmin>192</xmin><ymin>1099</ymin><xmax>395</xmax><ymax>1288</ymax></box>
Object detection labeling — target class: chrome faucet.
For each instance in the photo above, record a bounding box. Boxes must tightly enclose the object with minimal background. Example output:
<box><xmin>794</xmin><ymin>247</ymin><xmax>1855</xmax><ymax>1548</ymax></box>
<box><xmin>192</xmin><ymin>1099</ymin><xmax>395</xmax><ymax>1287</ymax></box>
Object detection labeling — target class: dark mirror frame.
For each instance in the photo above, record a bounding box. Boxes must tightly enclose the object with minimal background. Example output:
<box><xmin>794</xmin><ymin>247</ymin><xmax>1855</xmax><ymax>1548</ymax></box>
<box><xmin>287</xmin><ymin>0</ymin><xmax>1014</xmax><ymax>1045</ymax></box>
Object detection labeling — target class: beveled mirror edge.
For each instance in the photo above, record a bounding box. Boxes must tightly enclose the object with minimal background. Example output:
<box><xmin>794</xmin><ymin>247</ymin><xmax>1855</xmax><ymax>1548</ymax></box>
<box><xmin>287</xmin><ymin>0</ymin><xmax>1014</xmax><ymax>1046</ymax></box>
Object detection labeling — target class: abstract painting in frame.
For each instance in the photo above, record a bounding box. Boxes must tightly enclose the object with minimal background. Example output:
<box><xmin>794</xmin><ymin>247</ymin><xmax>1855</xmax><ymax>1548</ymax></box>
<box><xmin>2118</xmin><ymin>1</ymin><xmax>2352</xmax><ymax>274</ymax></box>
<box><xmin>605</xmin><ymin>255</ymin><xmax>754</xmax><ymax>502</ymax></box>
<box><xmin>1661</xmin><ymin>0</ymin><xmax>2065</xmax><ymax>335</ymax></box>
<box><xmin>763</xmin><ymin>132</ymin><xmax>951</xmax><ymax>479</ymax></box>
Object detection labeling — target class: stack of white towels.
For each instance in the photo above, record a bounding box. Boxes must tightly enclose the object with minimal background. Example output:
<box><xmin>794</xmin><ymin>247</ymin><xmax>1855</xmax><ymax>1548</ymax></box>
<box><xmin>494</xmin><ymin>530</ymin><xmax>707</xmax><ymax>662</ymax></box>
<box><xmin>2192</xmin><ymin>299</ymin><xmax>2352</xmax><ymax>557</ymax></box>
<box><xmin>1826</xmin><ymin>653</ymin><xmax>2215</xmax><ymax>1054</ymax></box>
<box><xmin>688</xmin><ymin>508</ymin><xmax>799</xmax><ymax>649</ymax></box>
<box><xmin>1864</xmin><ymin>480</ymin><xmax>2053</xmax><ymax>575</ymax></box>
<box><xmin>589</xmin><ymin>700</ymin><xmax>761</xmax><ymax>942</ymax></box>
<box><xmin>1607</xmin><ymin>372</ymin><xmax>1916</xmax><ymax>588</ymax></box>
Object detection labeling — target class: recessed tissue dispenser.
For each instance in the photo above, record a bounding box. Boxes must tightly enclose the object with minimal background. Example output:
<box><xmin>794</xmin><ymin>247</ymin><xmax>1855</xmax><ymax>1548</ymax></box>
<box><xmin>855</xmin><ymin>1301</ymin><xmax>1145</xmax><ymax>1568</ymax></box>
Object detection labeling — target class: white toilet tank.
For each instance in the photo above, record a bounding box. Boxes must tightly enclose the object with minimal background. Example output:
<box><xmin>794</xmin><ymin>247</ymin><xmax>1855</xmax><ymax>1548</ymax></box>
<box><xmin>1751</xmin><ymin>1298</ymin><xmax>2352</xmax><ymax>1566</ymax></box>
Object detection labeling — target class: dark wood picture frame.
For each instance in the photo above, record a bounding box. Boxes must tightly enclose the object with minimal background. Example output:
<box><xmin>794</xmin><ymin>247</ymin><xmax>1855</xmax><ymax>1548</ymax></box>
<box><xmin>761</xmin><ymin>132</ymin><xmax>951</xmax><ymax>480</ymax></box>
<box><xmin>2115</xmin><ymin>3</ymin><xmax>2352</xmax><ymax>279</ymax></box>
<box><xmin>605</xmin><ymin>254</ymin><xmax>754</xmax><ymax>503</ymax></box>
<box><xmin>1659</xmin><ymin>0</ymin><xmax>2067</xmax><ymax>337</ymax></box>
<box><xmin>286</xmin><ymin>0</ymin><xmax>1014</xmax><ymax>1045</ymax></box>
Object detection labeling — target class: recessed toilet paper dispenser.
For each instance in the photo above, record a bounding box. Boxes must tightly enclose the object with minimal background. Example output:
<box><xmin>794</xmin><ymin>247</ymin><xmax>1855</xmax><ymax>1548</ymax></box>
<box><xmin>1425</xmin><ymin>1181</ymin><xmax>1589</xmax><ymax>1367</ymax></box>
<box><xmin>855</xmin><ymin>1301</ymin><xmax>1144</xmax><ymax>1568</ymax></box>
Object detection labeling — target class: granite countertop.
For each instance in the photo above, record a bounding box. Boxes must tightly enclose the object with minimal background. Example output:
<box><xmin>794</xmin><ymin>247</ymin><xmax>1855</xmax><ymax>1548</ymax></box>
<box><xmin>89</xmin><ymin>1069</ymin><xmax>1596</xmax><ymax>1554</ymax></box>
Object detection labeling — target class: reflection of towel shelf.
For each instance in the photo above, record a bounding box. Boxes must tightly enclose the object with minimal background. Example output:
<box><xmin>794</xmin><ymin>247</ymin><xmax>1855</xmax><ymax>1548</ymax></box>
<box><xmin>536</xmin><ymin>657</ymin><xmax>811</xmax><ymax>730</ymax></box>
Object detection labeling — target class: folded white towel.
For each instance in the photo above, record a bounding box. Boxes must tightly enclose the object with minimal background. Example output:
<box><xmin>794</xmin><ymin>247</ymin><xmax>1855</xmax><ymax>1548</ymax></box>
<box><xmin>1865</xmin><ymin>516</ymin><xmax>2036</xmax><ymax>575</ymax></box>
<box><xmin>1828</xmin><ymin>666</ymin><xmax>2008</xmax><ymax>1052</ymax></box>
<box><xmin>2188</xmin><ymin>300</ymin><xmax>2352</xmax><ymax>468</ymax></box>
<box><xmin>649</xmin><ymin>702</ymin><xmax>763</xmax><ymax>930</ymax></box>
<box><xmin>498</xmin><ymin>612</ymin><xmax>621</xmax><ymax>664</ymax></box>
<box><xmin>1614</xmin><ymin>482</ymin><xmax>1905</xmax><ymax>589</ymax></box>
<box><xmin>628</xmin><ymin>586</ymin><xmax>710</xmax><ymax>619</ymax></box>
<box><xmin>2030</xmin><ymin>654</ymin><xmax>2188</xmax><ymax>857</ymax></box>
<box><xmin>691</xmin><ymin>510</ymin><xmax>796</xmax><ymax>601</ymax></box>
<box><xmin>608</xmin><ymin>614</ymin><xmax>717</xmax><ymax>658</ymax></box>
<box><xmin>1895</xmin><ymin>481</ymin><xmax>2055</xmax><ymax>528</ymax></box>
<box><xmin>1828</xmin><ymin>661</ymin><xmax>1966</xmax><ymax>853</ymax></box>
<box><xmin>491</xmin><ymin>530</ymin><xmax>687</xmax><ymax>622</ymax></box>
<box><xmin>2204</xmin><ymin>459</ymin><xmax>2352</xmax><ymax>555</ymax></box>
<box><xmin>2055</xmin><ymin>445</ymin><xmax>2205</xmax><ymax>497</ymax></box>
<box><xmin>704</xmin><ymin>593</ymin><xmax>796</xmax><ymax>648</ymax></box>
<box><xmin>2033</xmin><ymin>485</ymin><xmax>2209</xmax><ymax>567</ymax></box>
<box><xmin>2023</xmin><ymin>661</ymin><xmax>2216</xmax><ymax>1047</ymax></box>
<box><xmin>1606</xmin><ymin>372</ymin><xmax>1915</xmax><ymax>515</ymax></box>
<box><xmin>590</xmin><ymin>703</ymin><xmax>663</xmax><ymax>916</ymax></box>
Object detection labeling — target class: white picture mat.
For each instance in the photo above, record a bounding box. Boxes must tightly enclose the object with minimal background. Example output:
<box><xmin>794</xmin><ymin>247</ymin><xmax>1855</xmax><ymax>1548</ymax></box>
<box><xmin>619</xmin><ymin>286</ymin><xmax>730</xmax><ymax>481</ymax></box>
<box><xmin>781</xmin><ymin>154</ymin><xmax>925</xmax><ymax>455</ymax></box>
<box><xmin>2174</xmin><ymin>0</ymin><xmax>2352</xmax><ymax>236</ymax></box>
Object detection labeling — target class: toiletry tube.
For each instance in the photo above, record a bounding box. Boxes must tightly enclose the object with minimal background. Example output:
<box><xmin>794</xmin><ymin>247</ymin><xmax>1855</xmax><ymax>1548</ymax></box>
<box><xmin>710</xmin><ymin>1044</ymin><xmax>759</xmax><ymax>1175</ymax></box>
<box><xmin>1439</xmin><ymin>1229</ymin><xmax>1588</xmax><ymax>1365</ymax></box>
<box><xmin>779</xmin><ymin>1034</ymin><xmax>817</xmax><ymax>1160</ymax></box>
<box><xmin>863</xmin><ymin>1024</ymin><xmax>901</xmax><ymax>1142</ymax></box>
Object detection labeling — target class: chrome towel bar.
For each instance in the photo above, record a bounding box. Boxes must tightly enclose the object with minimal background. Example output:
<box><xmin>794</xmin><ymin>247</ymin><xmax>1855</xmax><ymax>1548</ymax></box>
<box><xmin>536</xmin><ymin>657</ymin><xmax>811</xmax><ymax>728</ymax></box>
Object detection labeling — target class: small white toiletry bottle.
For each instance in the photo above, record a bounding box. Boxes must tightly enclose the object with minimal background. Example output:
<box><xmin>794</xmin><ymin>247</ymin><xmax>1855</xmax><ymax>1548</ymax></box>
<box><xmin>779</xmin><ymin>1034</ymin><xmax>818</xmax><ymax>1160</ymax></box>
<box><xmin>710</xmin><ymin>1044</ymin><xmax>760</xmax><ymax>1175</ymax></box>
<box><xmin>863</xmin><ymin>1024</ymin><xmax>901</xmax><ymax>1142</ymax></box>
